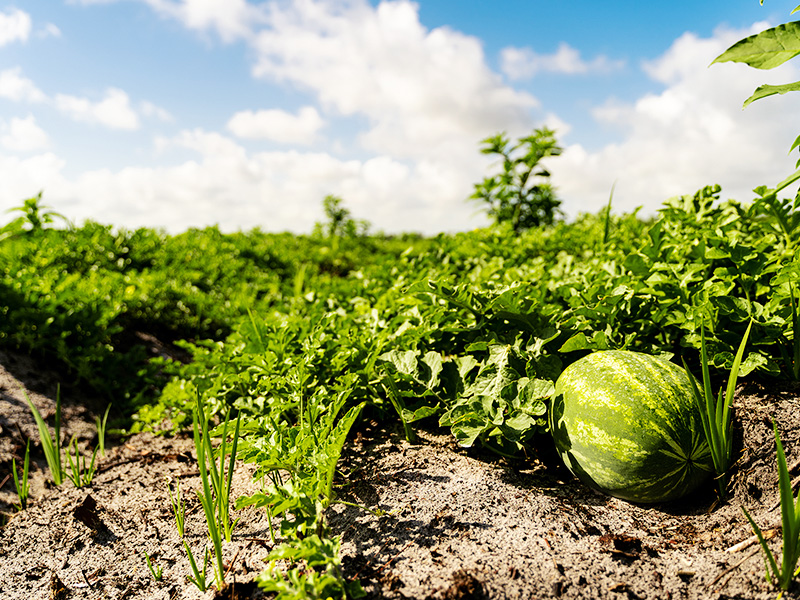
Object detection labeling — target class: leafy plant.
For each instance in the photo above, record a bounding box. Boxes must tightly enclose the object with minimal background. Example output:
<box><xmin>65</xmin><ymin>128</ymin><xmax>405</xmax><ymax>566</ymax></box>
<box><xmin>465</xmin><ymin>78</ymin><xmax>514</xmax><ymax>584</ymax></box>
<box><xmin>23</xmin><ymin>387</ymin><xmax>62</xmax><ymax>485</ymax></box>
<box><xmin>713</xmin><ymin>3</ymin><xmax>800</xmax><ymax>197</ymax></box>
<box><xmin>470</xmin><ymin>128</ymin><xmax>562</xmax><ymax>232</ymax></box>
<box><xmin>257</xmin><ymin>534</ymin><xmax>365</xmax><ymax>600</ymax></box>
<box><xmin>742</xmin><ymin>421</ymin><xmax>800</xmax><ymax>591</ymax></box>
<box><xmin>1</xmin><ymin>192</ymin><xmax>68</xmax><ymax>240</ymax></box>
<box><xmin>12</xmin><ymin>440</ymin><xmax>30</xmax><ymax>510</ymax></box>
<box><xmin>683</xmin><ymin>320</ymin><xmax>753</xmax><ymax>500</ymax></box>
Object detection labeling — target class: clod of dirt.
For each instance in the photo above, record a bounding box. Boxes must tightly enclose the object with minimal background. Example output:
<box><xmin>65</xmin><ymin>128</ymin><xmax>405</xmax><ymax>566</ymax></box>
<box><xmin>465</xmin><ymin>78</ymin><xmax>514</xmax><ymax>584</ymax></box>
<box><xmin>442</xmin><ymin>569</ymin><xmax>485</xmax><ymax>600</ymax></box>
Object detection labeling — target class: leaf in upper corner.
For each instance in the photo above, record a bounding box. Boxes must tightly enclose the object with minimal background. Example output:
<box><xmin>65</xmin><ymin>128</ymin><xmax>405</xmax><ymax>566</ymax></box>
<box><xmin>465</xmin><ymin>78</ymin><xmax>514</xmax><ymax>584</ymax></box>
<box><xmin>743</xmin><ymin>81</ymin><xmax>800</xmax><ymax>107</ymax></box>
<box><xmin>712</xmin><ymin>22</ymin><xmax>800</xmax><ymax>70</ymax></box>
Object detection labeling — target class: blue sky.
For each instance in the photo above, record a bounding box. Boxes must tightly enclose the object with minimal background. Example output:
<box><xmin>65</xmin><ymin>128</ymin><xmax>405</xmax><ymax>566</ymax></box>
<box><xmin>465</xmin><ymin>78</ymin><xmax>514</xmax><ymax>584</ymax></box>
<box><xmin>2</xmin><ymin>1</ymin><xmax>800</xmax><ymax>234</ymax></box>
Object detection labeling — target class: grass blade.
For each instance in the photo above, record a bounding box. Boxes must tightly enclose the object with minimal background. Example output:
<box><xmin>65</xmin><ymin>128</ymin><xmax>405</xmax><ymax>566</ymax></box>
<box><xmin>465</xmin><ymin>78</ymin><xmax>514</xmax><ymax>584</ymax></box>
<box><xmin>23</xmin><ymin>389</ymin><xmax>62</xmax><ymax>485</ymax></box>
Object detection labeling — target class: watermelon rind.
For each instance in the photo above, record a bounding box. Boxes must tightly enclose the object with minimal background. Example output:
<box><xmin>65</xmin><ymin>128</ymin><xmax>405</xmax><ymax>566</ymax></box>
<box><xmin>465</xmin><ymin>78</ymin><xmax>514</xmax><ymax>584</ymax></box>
<box><xmin>549</xmin><ymin>350</ymin><xmax>713</xmax><ymax>503</ymax></box>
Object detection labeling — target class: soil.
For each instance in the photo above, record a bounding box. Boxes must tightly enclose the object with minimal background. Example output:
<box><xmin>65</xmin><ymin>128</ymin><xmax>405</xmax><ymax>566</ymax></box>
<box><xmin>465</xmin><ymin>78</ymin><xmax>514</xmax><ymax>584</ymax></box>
<box><xmin>1</xmin><ymin>348</ymin><xmax>799</xmax><ymax>600</ymax></box>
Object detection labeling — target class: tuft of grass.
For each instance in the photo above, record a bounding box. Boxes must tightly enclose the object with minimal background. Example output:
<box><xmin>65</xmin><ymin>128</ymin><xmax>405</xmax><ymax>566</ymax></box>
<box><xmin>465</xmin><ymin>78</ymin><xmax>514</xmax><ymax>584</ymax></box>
<box><xmin>742</xmin><ymin>420</ymin><xmax>800</xmax><ymax>592</ymax></box>
<box><xmin>144</xmin><ymin>551</ymin><xmax>163</xmax><ymax>581</ymax></box>
<box><xmin>64</xmin><ymin>436</ymin><xmax>98</xmax><ymax>488</ymax></box>
<box><xmin>95</xmin><ymin>404</ymin><xmax>111</xmax><ymax>458</ymax></box>
<box><xmin>23</xmin><ymin>386</ymin><xmax>63</xmax><ymax>485</ymax></box>
<box><xmin>167</xmin><ymin>477</ymin><xmax>186</xmax><ymax>538</ymax></box>
<box><xmin>192</xmin><ymin>394</ymin><xmax>240</xmax><ymax>590</ymax></box>
<box><xmin>184</xmin><ymin>541</ymin><xmax>209</xmax><ymax>592</ymax></box>
<box><xmin>683</xmin><ymin>320</ymin><xmax>752</xmax><ymax>500</ymax></box>
<box><xmin>12</xmin><ymin>440</ymin><xmax>30</xmax><ymax>510</ymax></box>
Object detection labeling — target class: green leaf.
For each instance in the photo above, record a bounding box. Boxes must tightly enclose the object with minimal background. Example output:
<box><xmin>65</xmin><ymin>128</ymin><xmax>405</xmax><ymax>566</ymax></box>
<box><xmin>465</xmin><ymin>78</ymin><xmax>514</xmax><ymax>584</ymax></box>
<box><xmin>712</xmin><ymin>22</ymin><xmax>800</xmax><ymax>70</ymax></box>
<box><xmin>743</xmin><ymin>81</ymin><xmax>800</xmax><ymax>107</ymax></box>
<box><xmin>558</xmin><ymin>332</ymin><xmax>592</xmax><ymax>352</ymax></box>
<box><xmin>379</xmin><ymin>349</ymin><xmax>417</xmax><ymax>376</ymax></box>
<box><xmin>774</xmin><ymin>166</ymin><xmax>800</xmax><ymax>194</ymax></box>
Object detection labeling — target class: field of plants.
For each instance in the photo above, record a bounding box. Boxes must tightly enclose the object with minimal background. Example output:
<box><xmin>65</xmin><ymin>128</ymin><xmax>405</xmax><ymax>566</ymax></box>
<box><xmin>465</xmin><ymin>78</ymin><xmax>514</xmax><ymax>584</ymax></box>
<box><xmin>2</xmin><ymin>12</ymin><xmax>800</xmax><ymax>599</ymax></box>
<box><xmin>0</xmin><ymin>177</ymin><xmax>798</xmax><ymax>599</ymax></box>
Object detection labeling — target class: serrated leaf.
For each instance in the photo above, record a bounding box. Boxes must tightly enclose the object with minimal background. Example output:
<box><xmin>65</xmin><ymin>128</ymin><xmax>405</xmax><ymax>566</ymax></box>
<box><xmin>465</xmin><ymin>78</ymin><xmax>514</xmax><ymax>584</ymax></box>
<box><xmin>713</xmin><ymin>22</ymin><xmax>800</xmax><ymax>70</ymax></box>
<box><xmin>558</xmin><ymin>332</ymin><xmax>592</xmax><ymax>352</ymax></box>
<box><xmin>378</xmin><ymin>349</ymin><xmax>417</xmax><ymax>376</ymax></box>
<box><xmin>743</xmin><ymin>81</ymin><xmax>800</xmax><ymax>107</ymax></box>
<box><xmin>420</xmin><ymin>351</ymin><xmax>443</xmax><ymax>389</ymax></box>
<box><xmin>401</xmin><ymin>404</ymin><xmax>440</xmax><ymax>423</ymax></box>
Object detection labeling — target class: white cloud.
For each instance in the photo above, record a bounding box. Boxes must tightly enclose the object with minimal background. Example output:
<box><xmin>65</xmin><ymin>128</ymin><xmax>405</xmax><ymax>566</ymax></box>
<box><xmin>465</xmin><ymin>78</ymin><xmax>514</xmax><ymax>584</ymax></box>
<box><xmin>1</xmin><ymin>115</ymin><xmax>51</xmax><ymax>152</ymax></box>
<box><xmin>251</xmin><ymin>0</ymin><xmax>538</xmax><ymax>159</ymax></box>
<box><xmin>1</xmin><ymin>127</ymin><xmax>486</xmax><ymax>234</ymax></box>
<box><xmin>501</xmin><ymin>42</ymin><xmax>625</xmax><ymax>80</ymax></box>
<box><xmin>551</xmin><ymin>24</ymin><xmax>800</xmax><ymax>217</ymax></box>
<box><xmin>54</xmin><ymin>88</ymin><xmax>140</xmax><ymax>130</ymax></box>
<box><xmin>140</xmin><ymin>100</ymin><xmax>173</xmax><ymax>122</ymax></box>
<box><xmin>0</xmin><ymin>7</ymin><xmax>31</xmax><ymax>46</ymax></box>
<box><xmin>227</xmin><ymin>106</ymin><xmax>324</xmax><ymax>144</ymax></box>
<box><xmin>73</xmin><ymin>0</ymin><xmax>262</xmax><ymax>41</ymax></box>
<box><xmin>37</xmin><ymin>23</ymin><xmax>62</xmax><ymax>39</ymax></box>
<box><xmin>0</xmin><ymin>67</ymin><xmax>46</xmax><ymax>103</ymax></box>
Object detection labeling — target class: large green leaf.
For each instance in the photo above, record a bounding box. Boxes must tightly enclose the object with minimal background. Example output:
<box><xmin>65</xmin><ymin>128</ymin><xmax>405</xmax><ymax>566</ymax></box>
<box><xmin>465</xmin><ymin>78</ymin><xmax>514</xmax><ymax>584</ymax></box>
<box><xmin>712</xmin><ymin>22</ymin><xmax>800</xmax><ymax>69</ymax></box>
<box><xmin>743</xmin><ymin>81</ymin><xmax>800</xmax><ymax>107</ymax></box>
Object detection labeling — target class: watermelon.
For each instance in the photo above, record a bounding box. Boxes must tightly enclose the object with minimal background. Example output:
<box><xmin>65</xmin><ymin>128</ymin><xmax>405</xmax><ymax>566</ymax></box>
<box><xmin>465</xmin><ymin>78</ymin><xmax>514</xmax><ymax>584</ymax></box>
<box><xmin>549</xmin><ymin>350</ymin><xmax>713</xmax><ymax>503</ymax></box>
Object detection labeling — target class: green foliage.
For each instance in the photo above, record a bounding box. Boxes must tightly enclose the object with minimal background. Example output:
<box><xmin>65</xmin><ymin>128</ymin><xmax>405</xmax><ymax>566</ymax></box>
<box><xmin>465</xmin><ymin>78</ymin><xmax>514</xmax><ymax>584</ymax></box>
<box><xmin>167</xmin><ymin>477</ymin><xmax>186</xmax><ymax>538</ymax></box>
<box><xmin>143</xmin><ymin>551</ymin><xmax>163</xmax><ymax>581</ymax></box>
<box><xmin>471</xmin><ymin>128</ymin><xmax>562</xmax><ymax>232</ymax></box>
<box><xmin>95</xmin><ymin>405</ymin><xmax>111</xmax><ymax>459</ymax></box>
<box><xmin>257</xmin><ymin>534</ymin><xmax>365</xmax><ymax>600</ymax></box>
<box><xmin>64</xmin><ymin>436</ymin><xmax>98</xmax><ymax>488</ymax></box>
<box><xmin>713</xmin><ymin>3</ymin><xmax>800</xmax><ymax>208</ymax></box>
<box><xmin>743</xmin><ymin>421</ymin><xmax>800</xmax><ymax>591</ymax></box>
<box><xmin>192</xmin><ymin>394</ymin><xmax>240</xmax><ymax>589</ymax></box>
<box><xmin>315</xmin><ymin>195</ymin><xmax>369</xmax><ymax>239</ymax></box>
<box><xmin>683</xmin><ymin>321</ymin><xmax>752</xmax><ymax>500</ymax></box>
<box><xmin>24</xmin><ymin>388</ymin><xmax>62</xmax><ymax>486</ymax></box>
<box><xmin>12</xmin><ymin>441</ymin><xmax>30</xmax><ymax>511</ymax></box>
<box><xmin>1</xmin><ymin>192</ymin><xmax>67</xmax><ymax>240</ymax></box>
<box><xmin>4</xmin><ymin>176</ymin><xmax>800</xmax><ymax>594</ymax></box>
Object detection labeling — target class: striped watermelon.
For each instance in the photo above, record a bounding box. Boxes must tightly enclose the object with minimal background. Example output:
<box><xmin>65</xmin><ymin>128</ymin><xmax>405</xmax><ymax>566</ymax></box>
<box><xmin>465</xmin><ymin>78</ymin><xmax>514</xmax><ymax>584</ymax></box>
<box><xmin>550</xmin><ymin>350</ymin><xmax>713</xmax><ymax>503</ymax></box>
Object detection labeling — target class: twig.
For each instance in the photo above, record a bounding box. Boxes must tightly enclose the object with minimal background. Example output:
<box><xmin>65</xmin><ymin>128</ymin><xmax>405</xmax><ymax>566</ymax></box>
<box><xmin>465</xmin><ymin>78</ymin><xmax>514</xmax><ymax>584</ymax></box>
<box><xmin>224</xmin><ymin>542</ymin><xmax>249</xmax><ymax>579</ymax></box>
<box><xmin>725</xmin><ymin>526</ymin><xmax>780</xmax><ymax>553</ymax></box>
<box><xmin>712</xmin><ymin>546</ymin><xmax>762</xmax><ymax>588</ymax></box>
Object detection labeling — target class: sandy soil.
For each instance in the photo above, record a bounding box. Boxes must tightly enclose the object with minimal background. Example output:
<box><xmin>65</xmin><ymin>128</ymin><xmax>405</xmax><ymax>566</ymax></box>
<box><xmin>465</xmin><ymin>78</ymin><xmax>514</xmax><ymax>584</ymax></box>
<box><xmin>1</xmin><ymin>349</ymin><xmax>799</xmax><ymax>600</ymax></box>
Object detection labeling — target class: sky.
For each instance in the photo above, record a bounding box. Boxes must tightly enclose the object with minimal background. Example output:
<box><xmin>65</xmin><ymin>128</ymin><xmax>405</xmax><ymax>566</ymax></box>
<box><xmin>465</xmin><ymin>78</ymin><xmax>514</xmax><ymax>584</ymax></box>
<box><xmin>2</xmin><ymin>0</ymin><xmax>800</xmax><ymax>235</ymax></box>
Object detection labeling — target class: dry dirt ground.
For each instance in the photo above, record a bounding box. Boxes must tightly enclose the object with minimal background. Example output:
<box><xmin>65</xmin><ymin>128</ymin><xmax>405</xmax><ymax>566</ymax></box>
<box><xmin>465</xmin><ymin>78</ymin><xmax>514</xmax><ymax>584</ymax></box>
<box><xmin>1</xmin><ymin>348</ymin><xmax>800</xmax><ymax>600</ymax></box>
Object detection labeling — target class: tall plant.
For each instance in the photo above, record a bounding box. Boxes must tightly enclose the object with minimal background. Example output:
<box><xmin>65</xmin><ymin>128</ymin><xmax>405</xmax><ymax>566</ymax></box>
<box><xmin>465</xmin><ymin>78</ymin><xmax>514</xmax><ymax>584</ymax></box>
<box><xmin>470</xmin><ymin>128</ymin><xmax>562</xmax><ymax>233</ymax></box>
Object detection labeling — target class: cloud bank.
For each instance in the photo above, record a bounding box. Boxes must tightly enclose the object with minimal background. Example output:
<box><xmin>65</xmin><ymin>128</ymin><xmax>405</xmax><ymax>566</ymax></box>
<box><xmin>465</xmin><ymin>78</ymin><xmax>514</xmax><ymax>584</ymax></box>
<box><xmin>3</xmin><ymin>3</ymin><xmax>800</xmax><ymax>235</ymax></box>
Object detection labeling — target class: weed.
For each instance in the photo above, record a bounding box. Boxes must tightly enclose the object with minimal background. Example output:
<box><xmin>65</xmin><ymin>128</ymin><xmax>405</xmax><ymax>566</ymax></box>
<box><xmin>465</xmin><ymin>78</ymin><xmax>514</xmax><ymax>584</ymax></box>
<box><xmin>192</xmin><ymin>394</ymin><xmax>240</xmax><ymax>589</ymax></box>
<box><xmin>742</xmin><ymin>421</ymin><xmax>800</xmax><ymax>591</ymax></box>
<box><xmin>183</xmin><ymin>541</ymin><xmax>209</xmax><ymax>592</ymax></box>
<box><xmin>95</xmin><ymin>405</ymin><xmax>111</xmax><ymax>458</ymax></box>
<box><xmin>23</xmin><ymin>386</ymin><xmax>62</xmax><ymax>485</ymax></box>
<box><xmin>64</xmin><ymin>436</ymin><xmax>98</xmax><ymax>488</ymax></box>
<box><xmin>143</xmin><ymin>551</ymin><xmax>163</xmax><ymax>581</ymax></box>
<box><xmin>12</xmin><ymin>440</ymin><xmax>30</xmax><ymax>510</ymax></box>
<box><xmin>167</xmin><ymin>477</ymin><xmax>186</xmax><ymax>538</ymax></box>
<box><xmin>683</xmin><ymin>320</ymin><xmax>752</xmax><ymax>500</ymax></box>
